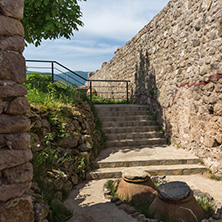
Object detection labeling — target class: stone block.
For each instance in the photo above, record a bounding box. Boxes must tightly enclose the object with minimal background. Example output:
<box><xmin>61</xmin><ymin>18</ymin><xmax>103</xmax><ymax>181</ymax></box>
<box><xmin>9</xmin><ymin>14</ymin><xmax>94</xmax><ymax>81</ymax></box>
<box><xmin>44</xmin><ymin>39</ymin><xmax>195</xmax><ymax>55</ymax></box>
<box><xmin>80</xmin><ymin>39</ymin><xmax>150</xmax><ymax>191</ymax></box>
<box><xmin>0</xmin><ymin>149</ymin><xmax>32</xmax><ymax>171</ymax></box>
<box><xmin>0</xmin><ymin>36</ymin><xmax>25</xmax><ymax>53</ymax></box>
<box><xmin>0</xmin><ymin>51</ymin><xmax>26</xmax><ymax>84</ymax></box>
<box><xmin>2</xmin><ymin>163</ymin><xmax>33</xmax><ymax>184</ymax></box>
<box><xmin>12</xmin><ymin>133</ymin><xmax>31</xmax><ymax>150</ymax></box>
<box><xmin>0</xmin><ymin>0</ymin><xmax>24</xmax><ymax>20</ymax></box>
<box><xmin>0</xmin><ymin>196</ymin><xmax>34</xmax><ymax>222</ymax></box>
<box><xmin>0</xmin><ymin>15</ymin><xmax>24</xmax><ymax>37</ymax></box>
<box><xmin>0</xmin><ymin>101</ymin><xmax>8</xmax><ymax>115</ymax></box>
<box><xmin>0</xmin><ymin>133</ymin><xmax>30</xmax><ymax>150</ymax></box>
<box><xmin>0</xmin><ymin>182</ymin><xmax>31</xmax><ymax>202</ymax></box>
<box><xmin>204</xmin><ymin>135</ymin><xmax>218</xmax><ymax>147</ymax></box>
<box><xmin>0</xmin><ymin>115</ymin><xmax>30</xmax><ymax>134</ymax></box>
<box><xmin>6</xmin><ymin>97</ymin><xmax>30</xmax><ymax>115</ymax></box>
<box><xmin>215</xmin><ymin>133</ymin><xmax>222</xmax><ymax>144</ymax></box>
<box><xmin>57</xmin><ymin>132</ymin><xmax>80</xmax><ymax>148</ymax></box>
<box><xmin>214</xmin><ymin>103</ymin><xmax>222</xmax><ymax>116</ymax></box>
<box><xmin>0</xmin><ymin>84</ymin><xmax>27</xmax><ymax>98</ymax></box>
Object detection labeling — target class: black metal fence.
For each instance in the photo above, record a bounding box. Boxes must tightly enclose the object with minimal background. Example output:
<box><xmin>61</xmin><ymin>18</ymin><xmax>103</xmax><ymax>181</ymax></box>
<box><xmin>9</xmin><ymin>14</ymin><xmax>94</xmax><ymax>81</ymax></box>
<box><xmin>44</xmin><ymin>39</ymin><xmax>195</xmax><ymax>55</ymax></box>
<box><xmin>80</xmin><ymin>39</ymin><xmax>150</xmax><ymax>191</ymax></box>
<box><xmin>26</xmin><ymin>60</ymin><xmax>130</xmax><ymax>103</ymax></box>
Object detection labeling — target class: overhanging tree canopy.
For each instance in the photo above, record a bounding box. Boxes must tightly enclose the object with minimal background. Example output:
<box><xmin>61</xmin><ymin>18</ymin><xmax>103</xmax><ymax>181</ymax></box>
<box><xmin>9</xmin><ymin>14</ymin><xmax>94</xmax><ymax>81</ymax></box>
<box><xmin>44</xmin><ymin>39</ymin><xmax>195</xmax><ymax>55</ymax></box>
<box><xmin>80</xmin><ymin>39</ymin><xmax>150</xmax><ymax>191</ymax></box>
<box><xmin>22</xmin><ymin>0</ymin><xmax>86</xmax><ymax>46</ymax></box>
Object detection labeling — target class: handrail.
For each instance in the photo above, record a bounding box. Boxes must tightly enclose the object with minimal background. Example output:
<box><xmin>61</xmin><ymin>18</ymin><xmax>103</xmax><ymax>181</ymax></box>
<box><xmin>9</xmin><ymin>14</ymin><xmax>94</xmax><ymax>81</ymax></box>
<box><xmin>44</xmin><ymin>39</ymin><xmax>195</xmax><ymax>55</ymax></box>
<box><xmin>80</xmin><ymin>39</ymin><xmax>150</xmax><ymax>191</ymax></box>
<box><xmin>26</xmin><ymin>59</ymin><xmax>87</xmax><ymax>81</ymax></box>
<box><xmin>25</xmin><ymin>59</ymin><xmax>131</xmax><ymax>103</ymax></box>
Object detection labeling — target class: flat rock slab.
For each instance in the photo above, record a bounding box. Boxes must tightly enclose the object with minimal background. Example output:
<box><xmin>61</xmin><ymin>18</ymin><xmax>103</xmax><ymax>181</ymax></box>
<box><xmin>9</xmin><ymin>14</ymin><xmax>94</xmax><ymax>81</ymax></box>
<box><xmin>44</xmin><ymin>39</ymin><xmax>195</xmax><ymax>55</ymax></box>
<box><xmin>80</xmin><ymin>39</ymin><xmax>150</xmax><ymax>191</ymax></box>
<box><xmin>158</xmin><ymin>181</ymin><xmax>191</xmax><ymax>201</ymax></box>
<box><xmin>122</xmin><ymin>168</ymin><xmax>149</xmax><ymax>182</ymax></box>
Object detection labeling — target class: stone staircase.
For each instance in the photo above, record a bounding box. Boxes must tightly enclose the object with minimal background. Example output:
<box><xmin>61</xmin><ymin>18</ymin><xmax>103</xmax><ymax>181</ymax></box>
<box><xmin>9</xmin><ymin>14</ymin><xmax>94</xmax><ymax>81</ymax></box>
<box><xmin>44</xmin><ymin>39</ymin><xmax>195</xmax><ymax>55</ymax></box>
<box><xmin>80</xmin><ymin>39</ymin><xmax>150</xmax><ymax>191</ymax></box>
<box><xmin>87</xmin><ymin>104</ymin><xmax>206</xmax><ymax>180</ymax></box>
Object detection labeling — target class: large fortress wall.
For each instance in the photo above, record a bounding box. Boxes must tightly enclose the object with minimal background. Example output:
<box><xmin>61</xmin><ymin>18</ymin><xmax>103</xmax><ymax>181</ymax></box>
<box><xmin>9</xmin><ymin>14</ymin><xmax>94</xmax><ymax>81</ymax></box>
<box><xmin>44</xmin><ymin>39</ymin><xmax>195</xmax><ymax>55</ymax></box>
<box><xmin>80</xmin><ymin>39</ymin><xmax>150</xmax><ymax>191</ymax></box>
<box><xmin>0</xmin><ymin>0</ymin><xmax>34</xmax><ymax>221</ymax></box>
<box><xmin>89</xmin><ymin>0</ymin><xmax>222</xmax><ymax>174</ymax></box>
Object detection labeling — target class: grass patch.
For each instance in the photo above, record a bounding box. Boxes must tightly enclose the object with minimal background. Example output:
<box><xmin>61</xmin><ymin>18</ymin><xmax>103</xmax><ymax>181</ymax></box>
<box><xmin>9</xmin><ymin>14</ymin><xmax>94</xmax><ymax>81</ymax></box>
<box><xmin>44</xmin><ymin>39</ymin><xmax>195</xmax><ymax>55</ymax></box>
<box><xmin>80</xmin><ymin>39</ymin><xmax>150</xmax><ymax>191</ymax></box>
<box><xmin>49</xmin><ymin>200</ymin><xmax>73</xmax><ymax>222</ymax></box>
<box><xmin>131</xmin><ymin>200</ymin><xmax>154</xmax><ymax>219</ymax></box>
<box><xmin>210</xmin><ymin>174</ymin><xmax>222</xmax><ymax>181</ymax></box>
<box><xmin>195</xmin><ymin>195</ymin><xmax>216</xmax><ymax>219</ymax></box>
<box><xmin>106</xmin><ymin>180</ymin><xmax>118</xmax><ymax>197</ymax></box>
<box><xmin>25</xmin><ymin>73</ymin><xmax>87</xmax><ymax>106</ymax></box>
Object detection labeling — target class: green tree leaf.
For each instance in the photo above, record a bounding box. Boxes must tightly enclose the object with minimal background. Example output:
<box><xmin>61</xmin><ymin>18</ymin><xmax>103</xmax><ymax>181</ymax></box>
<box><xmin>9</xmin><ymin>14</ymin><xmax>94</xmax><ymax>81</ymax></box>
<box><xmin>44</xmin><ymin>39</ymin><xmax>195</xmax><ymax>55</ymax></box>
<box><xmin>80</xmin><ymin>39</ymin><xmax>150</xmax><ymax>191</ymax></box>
<box><xmin>22</xmin><ymin>0</ymin><xmax>86</xmax><ymax>47</ymax></box>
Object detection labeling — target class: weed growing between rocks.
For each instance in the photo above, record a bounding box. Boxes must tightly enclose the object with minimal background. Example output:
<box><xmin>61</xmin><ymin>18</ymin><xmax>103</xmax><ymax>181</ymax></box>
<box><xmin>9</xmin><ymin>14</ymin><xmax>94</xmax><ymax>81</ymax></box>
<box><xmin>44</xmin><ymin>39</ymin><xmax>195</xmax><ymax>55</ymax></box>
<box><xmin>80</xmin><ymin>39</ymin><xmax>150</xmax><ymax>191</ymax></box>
<box><xmin>194</xmin><ymin>190</ymin><xmax>217</xmax><ymax>219</ymax></box>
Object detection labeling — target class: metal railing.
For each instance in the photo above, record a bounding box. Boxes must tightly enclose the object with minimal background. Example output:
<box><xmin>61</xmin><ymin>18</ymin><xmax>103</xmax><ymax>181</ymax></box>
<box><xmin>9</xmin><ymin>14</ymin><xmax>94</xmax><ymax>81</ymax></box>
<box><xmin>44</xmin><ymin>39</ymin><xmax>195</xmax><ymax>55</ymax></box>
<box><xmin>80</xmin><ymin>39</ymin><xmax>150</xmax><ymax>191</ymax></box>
<box><xmin>26</xmin><ymin>60</ymin><xmax>130</xmax><ymax>103</ymax></box>
<box><xmin>88</xmin><ymin>80</ymin><xmax>130</xmax><ymax>103</ymax></box>
<box><xmin>26</xmin><ymin>60</ymin><xmax>87</xmax><ymax>86</ymax></box>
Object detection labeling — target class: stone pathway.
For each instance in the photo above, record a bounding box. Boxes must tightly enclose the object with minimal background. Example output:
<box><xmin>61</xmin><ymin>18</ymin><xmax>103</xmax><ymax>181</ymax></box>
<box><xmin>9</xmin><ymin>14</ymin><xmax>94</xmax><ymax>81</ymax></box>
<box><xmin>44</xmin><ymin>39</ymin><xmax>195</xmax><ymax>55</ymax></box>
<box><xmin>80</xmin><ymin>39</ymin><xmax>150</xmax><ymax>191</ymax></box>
<box><xmin>64</xmin><ymin>179</ymin><xmax>137</xmax><ymax>222</ymax></box>
<box><xmin>64</xmin><ymin>174</ymin><xmax>222</xmax><ymax>222</ymax></box>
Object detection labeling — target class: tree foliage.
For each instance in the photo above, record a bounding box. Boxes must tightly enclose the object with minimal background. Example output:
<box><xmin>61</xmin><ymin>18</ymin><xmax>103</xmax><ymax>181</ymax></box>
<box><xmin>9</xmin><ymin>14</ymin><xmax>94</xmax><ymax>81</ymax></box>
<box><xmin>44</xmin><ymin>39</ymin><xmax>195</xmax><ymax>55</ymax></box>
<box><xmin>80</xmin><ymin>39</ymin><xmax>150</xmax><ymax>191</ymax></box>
<box><xmin>22</xmin><ymin>0</ymin><xmax>86</xmax><ymax>46</ymax></box>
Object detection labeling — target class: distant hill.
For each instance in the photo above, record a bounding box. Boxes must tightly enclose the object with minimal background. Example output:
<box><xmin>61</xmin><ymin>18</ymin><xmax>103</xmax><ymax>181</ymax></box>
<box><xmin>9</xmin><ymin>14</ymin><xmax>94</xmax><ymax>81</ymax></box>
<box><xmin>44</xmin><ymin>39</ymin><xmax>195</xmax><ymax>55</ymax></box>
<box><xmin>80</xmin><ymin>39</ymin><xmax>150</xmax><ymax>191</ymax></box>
<box><xmin>26</xmin><ymin>71</ymin><xmax>89</xmax><ymax>86</ymax></box>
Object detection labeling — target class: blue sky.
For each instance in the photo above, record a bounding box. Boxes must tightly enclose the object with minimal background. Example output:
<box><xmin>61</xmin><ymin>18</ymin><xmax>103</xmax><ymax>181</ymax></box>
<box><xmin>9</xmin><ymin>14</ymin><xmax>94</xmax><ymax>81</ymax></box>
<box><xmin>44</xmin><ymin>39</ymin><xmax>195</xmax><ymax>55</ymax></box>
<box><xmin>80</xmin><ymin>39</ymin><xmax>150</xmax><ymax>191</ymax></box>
<box><xmin>24</xmin><ymin>0</ymin><xmax>169</xmax><ymax>72</ymax></box>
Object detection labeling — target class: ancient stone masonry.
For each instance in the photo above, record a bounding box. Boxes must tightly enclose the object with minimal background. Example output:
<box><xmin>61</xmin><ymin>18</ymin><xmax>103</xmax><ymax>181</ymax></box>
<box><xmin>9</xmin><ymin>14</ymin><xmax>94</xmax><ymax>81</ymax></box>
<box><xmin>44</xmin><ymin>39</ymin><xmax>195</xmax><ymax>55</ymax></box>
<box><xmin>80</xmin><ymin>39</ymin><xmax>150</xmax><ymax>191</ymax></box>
<box><xmin>88</xmin><ymin>0</ymin><xmax>222</xmax><ymax>174</ymax></box>
<box><xmin>0</xmin><ymin>0</ymin><xmax>34</xmax><ymax>221</ymax></box>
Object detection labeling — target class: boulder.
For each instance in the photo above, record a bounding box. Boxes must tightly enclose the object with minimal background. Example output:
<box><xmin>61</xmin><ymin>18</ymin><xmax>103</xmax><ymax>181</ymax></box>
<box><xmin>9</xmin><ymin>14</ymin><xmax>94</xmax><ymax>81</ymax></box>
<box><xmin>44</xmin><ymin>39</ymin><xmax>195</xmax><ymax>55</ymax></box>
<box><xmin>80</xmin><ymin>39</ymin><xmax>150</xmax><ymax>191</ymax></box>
<box><xmin>0</xmin><ymin>0</ymin><xmax>24</xmax><ymax>20</ymax></box>
<box><xmin>0</xmin><ymin>15</ymin><xmax>24</xmax><ymax>37</ymax></box>
<box><xmin>0</xmin><ymin>115</ymin><xmax>30</xmax><ymax>134</ymax></box>
<box><xmin>0</xmin><ymin>36</ymin><xmax>25</xmax><ymax>53</ymax></box>
<box><xmin>0</xmin><ymin>149</ymin><xmax>32</xmax><ymax>171</ymax></box>
<box><xmin>0</xmin><ymin>133</ymin><xmax>31</xmax><ymax>150</ymax></box>
<box><xmin>0</xmin><ymin>84</ymin><xmax>27</xmax><ymax>98</ymax></box>
<box><xmin>57</xmin><ymin>132</ymin><xmax>80</xmax><ymax>148</ymax></box>
<box><xmin>6</xmin><ymin>97</ymin><xmax>30</xmax><ymax>115</ymax></box>
<box><xmin>11</xmin><ymin>133</ymin><xmax>31</xmax><ymax>150</ymax></box>
<box><xmin>34</xmin><ymin>202</ymin><xmax>50</xmax><ymax>222</ymax></box>
<box><xmin>0</xmin><ymin>182</ymin><xmax>31</xmax><ymax>202</ymax></box>
<box><xmin>2</xmin><ymin>163</ymin><xmax>33</xmax><ymax>184</ymax></box>
<box><xmin>0</xmin><ymin>52</ymin><xmax>26</xmax><ymax>84</ymax></box>
<box><xmin>0</xmin><ymin>196</ymin><xmax>34</xmax><ymax>222</ymax></box>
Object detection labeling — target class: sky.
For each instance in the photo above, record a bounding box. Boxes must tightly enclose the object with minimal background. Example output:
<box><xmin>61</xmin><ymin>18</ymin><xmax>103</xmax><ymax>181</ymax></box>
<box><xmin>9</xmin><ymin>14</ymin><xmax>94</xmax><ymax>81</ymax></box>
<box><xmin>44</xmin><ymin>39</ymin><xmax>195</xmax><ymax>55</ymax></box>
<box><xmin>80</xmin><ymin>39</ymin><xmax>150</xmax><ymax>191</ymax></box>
<box><xmin>24</xmin><ymin>0</ymin><xmax>169</xmax><ymax>72</ymax></box>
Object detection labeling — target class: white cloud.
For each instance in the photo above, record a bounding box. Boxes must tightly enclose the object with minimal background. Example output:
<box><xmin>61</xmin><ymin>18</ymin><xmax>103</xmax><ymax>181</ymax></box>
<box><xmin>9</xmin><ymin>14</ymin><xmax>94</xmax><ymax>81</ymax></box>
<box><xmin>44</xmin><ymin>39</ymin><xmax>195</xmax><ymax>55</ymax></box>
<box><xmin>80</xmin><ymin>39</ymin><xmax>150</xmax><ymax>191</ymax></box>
<box><xmin>24</xmin><ymin>0</ymin><xmax>169</xmax><ymax>71</ymax></box>
<box><xmin>78</xmin><ymin>0</ymin><xmax>169</xmax><ymax>41</ymax></box>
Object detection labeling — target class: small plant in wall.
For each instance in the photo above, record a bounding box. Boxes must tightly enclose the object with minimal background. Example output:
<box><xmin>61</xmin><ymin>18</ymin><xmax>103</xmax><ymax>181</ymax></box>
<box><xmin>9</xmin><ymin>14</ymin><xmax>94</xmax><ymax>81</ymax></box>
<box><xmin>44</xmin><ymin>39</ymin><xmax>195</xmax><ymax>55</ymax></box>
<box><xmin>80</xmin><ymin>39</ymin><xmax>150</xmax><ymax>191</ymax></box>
<box><xmin>77</xmin><ymin>157</ymin><xmax>86</xmax><ymax>179</ymax></box>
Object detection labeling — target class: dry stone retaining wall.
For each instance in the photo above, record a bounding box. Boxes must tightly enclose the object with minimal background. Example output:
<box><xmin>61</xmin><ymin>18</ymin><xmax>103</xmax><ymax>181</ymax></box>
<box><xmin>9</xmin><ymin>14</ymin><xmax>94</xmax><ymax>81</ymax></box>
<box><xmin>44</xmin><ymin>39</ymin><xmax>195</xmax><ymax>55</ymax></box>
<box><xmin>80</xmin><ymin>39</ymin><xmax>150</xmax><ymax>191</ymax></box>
<box><xmin>89</xmin><ymin>0</ymin><xmax>222</xmax><ymax>174</ymax></box>
<box><xmin>0</xmin><ymin>0</ymin><xmax>34</xmax><ymax>221</ymax></box>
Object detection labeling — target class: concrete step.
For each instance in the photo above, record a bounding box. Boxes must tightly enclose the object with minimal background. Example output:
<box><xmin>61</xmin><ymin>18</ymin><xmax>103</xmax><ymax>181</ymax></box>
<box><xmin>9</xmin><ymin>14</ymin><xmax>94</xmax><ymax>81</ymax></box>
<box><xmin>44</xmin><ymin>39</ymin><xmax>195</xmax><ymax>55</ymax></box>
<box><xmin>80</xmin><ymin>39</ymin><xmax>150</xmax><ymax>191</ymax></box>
<box><xmin>94</xmin><ymin>157</ymin><xmax>200</xmax><ymax>168</ymax></box>
<box><xmin>107</xmin><ymin>131</ymin><xmax>164</xmax><ymax>141</ymax></box>
<box><xmin>102</xmin><ymin>120</ymin><xmax>158</xmax><ymax>128</ymax></box>
<box><xmin>100</xmin><ymin>115</ymin><xmax>153</xmax><ymax>122</ymax></box>
<box><xmin>102</xmin><ymin>125</ymin><xmax>160</xmax><ymax>134</ymax></box>
<box><xmin>87</xmin><ymin>164</ymin><xmax>207</xmax><ymax>180</ymax></box>
<box><xmin>97</xmin><ymin>110</ymin><xmax>151</xmax><ymax>117</ymax></box>
<box><xmin>106</xmin><ymin>138</ymin><xmax>166</xmax><ymax>147</ymax></box>
<box><xmin>95</xmin><ymin>104</ymin><xmax>149</xmax><ymax>112</ymax></box>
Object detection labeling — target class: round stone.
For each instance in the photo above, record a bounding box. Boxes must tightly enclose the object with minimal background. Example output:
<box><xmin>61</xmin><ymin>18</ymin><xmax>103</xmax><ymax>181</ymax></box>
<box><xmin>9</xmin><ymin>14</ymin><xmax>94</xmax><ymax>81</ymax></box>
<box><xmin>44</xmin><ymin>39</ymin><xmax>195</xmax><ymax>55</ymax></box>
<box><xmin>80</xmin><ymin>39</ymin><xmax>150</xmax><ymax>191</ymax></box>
<box><xmin>122</xmin><ymin>168</ymin><xmax>149</xmax><ymax>182</ymax></box>
<box><xmin>158</xmin><ymin>181</ymin><xmax>191</xmax><ymax>201</ymax></box>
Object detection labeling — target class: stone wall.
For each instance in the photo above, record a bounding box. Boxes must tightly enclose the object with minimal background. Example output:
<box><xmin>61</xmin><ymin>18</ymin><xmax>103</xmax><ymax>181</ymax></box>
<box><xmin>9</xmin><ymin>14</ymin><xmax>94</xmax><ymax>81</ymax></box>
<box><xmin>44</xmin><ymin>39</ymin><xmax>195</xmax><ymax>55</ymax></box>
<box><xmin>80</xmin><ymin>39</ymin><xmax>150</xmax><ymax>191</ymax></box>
<box><xmin>89</xmin><ymin>0</ymin><xmax>222</xmax><ymax>174</ymax></box>
<box><xmin>0</xmin><ymin>0</ymin><xmax>34</xmax><ymax>221</ymax></box>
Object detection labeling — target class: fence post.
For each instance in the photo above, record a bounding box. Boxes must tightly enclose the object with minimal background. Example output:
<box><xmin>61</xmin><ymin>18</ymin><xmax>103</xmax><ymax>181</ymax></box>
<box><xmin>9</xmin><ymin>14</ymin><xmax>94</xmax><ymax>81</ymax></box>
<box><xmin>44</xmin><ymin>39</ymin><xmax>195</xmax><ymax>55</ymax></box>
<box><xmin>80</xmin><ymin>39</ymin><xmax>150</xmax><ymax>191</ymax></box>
<box><xmin>90</xmin><ymin>81</ymin><xmax>92</xmax><ymax>103</ymax></box>
<box><xmin>51</xmin><ymin>61</ymin><xmax>54</xmax><ymax>82</ymax></box>
<box><xmin>126</xmin><ymin>81</ymin><xmax>129</xmax><ymax>104</ymax></box>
